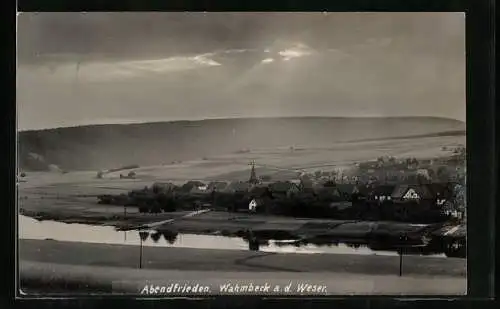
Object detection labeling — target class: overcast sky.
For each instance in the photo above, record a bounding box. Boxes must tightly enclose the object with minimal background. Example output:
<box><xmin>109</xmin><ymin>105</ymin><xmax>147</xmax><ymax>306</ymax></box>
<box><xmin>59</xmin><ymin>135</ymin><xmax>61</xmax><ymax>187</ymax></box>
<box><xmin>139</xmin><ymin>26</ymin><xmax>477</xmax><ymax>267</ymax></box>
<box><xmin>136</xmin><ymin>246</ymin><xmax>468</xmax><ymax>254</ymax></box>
<box><xmin>17</xmin><ymin>12</ymin><xmax>465</xmax><ymax>130</ymax></box>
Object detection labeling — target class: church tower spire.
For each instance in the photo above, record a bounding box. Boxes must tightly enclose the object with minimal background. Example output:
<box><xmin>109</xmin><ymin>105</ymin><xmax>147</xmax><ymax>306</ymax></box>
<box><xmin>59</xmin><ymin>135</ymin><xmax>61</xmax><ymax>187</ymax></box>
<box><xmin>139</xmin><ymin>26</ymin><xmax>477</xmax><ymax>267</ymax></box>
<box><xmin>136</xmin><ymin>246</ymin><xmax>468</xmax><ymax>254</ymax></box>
<box><xmin>248</xmin><ymin>160</ymin><xmax>258</xmax><ymax>184</ymax></box>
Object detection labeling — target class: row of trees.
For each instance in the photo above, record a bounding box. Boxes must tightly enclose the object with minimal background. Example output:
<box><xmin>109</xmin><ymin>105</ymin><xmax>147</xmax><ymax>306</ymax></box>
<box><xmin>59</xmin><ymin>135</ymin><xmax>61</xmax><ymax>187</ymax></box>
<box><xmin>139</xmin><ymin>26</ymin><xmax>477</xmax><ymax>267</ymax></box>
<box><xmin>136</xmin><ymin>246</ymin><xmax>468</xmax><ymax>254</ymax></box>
<box><xmin>99</xmin><ymin>177</ymin><xmax>465</xmax><ymax>222</ymax></box>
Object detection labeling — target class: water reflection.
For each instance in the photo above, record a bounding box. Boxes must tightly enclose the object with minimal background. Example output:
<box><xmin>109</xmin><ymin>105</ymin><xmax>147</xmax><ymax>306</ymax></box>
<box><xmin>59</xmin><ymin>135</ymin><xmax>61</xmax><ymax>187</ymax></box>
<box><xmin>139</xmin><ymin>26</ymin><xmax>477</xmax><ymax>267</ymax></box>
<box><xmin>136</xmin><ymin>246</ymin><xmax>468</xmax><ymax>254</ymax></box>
<box><xmin>162</xmin><ymin>230</ymin><xmax>179</xmax><ymax>244</ymax></box>
<box><xmin>19</xmin><ymin>215</ymin><xmax>449</xmax><ymax>257</ymax></box>
<box><xmin>150</xmin><ymin>232</ymin><xmax>161</xmax><ymax>243</ymax></box>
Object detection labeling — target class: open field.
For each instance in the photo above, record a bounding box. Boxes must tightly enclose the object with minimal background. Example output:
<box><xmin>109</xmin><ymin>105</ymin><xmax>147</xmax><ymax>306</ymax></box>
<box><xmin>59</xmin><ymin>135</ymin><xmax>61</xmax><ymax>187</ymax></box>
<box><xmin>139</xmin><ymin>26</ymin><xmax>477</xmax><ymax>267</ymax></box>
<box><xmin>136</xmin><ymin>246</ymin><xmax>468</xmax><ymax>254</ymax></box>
<box><xmin>18</xmin><ymin>117</ymin><xmax>465</xmax><ymax>172</ymax></box>
<box><xmin>19</xmin><ymin>239</ymin><xmax>466</xmax><ymax>295</ymax></box>
<box><xmin>18</xmin><ymin>134</ymin><xmax>465</xmax><ymax>186</ymax></box>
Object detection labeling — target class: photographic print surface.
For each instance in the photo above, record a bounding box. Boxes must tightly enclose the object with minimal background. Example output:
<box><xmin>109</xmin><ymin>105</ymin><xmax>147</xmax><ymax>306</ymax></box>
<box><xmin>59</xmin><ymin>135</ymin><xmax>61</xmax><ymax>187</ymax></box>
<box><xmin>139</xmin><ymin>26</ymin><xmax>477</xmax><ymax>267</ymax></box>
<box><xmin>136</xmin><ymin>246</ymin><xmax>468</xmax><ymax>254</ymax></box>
<box><xmin>17</xmin><ymin>12</ymin><xmax>466</xmax><ymax>296</ymax></box>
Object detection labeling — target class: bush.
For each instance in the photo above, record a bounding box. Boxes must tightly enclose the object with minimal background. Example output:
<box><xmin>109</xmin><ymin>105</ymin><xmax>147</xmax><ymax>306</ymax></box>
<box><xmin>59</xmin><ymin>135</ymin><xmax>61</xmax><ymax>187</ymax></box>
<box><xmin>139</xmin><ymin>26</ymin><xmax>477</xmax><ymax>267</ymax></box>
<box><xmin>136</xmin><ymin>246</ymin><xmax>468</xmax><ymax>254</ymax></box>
<box><xmin>260</xmin><ymin>175</ymin><xmax>272</xmax><ymax>181</ymax></box>
<box><xmin>138</xmin><ymin>204</ymin><xmax>149</xmax><ymax>213</ymax></box>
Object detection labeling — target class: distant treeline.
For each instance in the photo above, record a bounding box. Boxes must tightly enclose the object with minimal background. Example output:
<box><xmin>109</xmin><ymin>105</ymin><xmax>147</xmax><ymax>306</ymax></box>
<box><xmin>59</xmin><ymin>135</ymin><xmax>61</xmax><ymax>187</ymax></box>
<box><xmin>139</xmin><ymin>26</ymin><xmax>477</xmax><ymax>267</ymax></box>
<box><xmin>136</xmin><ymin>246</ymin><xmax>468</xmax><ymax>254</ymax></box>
<box><xmin>18</xmin><ymin>117</ymin><xmax>464</xmax><ymax>171</ymax></box>
<box><xmin>98</xmin><ymin>186</ymin><xmax>455</xmax><ymax>224</ymax></box>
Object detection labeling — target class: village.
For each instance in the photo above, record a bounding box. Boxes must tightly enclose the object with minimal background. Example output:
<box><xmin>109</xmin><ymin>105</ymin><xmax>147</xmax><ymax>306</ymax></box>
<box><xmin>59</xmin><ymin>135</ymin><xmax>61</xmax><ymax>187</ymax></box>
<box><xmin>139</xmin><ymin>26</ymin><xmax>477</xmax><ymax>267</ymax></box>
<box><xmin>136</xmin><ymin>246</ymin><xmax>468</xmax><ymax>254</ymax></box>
<box><xmin>97</xmin><ymin>147</ymin><xmax>466</xmax><ymax>223</ymax></box>
<box><xmin>89</xmin><ymin>148</ymin><xmax>466</xmax><ymax>258</ymax></box>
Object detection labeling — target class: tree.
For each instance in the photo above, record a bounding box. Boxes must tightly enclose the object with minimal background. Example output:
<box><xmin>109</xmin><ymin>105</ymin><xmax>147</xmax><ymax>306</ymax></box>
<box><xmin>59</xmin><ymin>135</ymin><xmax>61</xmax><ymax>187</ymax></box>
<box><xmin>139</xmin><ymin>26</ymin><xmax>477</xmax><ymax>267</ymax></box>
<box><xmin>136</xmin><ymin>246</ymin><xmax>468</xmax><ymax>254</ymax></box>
<box><xmin>138</xmin><ymin>203</ymin><xmax>149</xmax><ymax>214</ymax></box>
<box><xmin>416</xmin><ymin>174</ymin><xmax>428</xmax><ymax>184</ymax></box>
<box><xmin>427</xmin><ymin>168</ymin><xmax>436</xmax><ymax>180</ymax></box>
<box><xmin>150</xmin><ymin>201</ymin><xmax>162</xmax><ymax>214</ymax></box>
<box><xmin>453</xmin><ymin>184</ymin><xmax>466</xmax><ymax>218</ymax></box>
<box><xmin>436</xmin><ymin>166</ymin><xmax>450</xmax><ymax>182</ymax></box>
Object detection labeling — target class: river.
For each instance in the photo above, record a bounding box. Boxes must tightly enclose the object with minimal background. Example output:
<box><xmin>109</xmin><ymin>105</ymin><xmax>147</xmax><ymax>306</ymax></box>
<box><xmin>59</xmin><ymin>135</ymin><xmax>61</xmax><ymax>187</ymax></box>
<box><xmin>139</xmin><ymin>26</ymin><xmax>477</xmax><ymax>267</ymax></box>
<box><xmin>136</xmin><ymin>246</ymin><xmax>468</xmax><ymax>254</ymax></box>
<box><xmin>18</xmin><ymin>215</ymin><xmax>449</xmax><ymax>257</ymax></box>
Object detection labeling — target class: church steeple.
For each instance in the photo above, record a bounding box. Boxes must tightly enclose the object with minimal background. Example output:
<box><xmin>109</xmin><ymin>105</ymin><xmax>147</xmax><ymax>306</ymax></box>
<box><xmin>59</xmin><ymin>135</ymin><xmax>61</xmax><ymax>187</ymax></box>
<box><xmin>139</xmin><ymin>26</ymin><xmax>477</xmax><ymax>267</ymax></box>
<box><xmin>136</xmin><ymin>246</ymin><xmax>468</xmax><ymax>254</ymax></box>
<box><xmin>248</xmin><ymin>160</ymin><xmax>259</xmax><ymax>184</ymax></box>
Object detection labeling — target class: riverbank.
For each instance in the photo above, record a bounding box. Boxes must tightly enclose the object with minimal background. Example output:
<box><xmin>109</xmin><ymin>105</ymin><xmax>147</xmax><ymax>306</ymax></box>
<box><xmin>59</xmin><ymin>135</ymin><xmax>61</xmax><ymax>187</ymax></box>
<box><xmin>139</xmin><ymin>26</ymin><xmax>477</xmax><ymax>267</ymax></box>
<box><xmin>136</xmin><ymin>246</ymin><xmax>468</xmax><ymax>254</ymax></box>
<box><xmin>20</xmin><ymin>206</ymin><xmax>450</xmax><ymax>244</ymax></box>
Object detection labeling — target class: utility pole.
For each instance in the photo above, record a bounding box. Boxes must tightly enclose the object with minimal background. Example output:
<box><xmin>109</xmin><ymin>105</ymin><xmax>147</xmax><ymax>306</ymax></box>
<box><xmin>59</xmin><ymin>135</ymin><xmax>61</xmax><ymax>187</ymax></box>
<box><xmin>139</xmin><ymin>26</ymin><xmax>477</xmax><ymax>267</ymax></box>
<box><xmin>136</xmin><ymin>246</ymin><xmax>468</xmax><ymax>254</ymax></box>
<box><xmin>398</xmin><ymin>232</ymin><xmax>408</xmax><ymax>276</ymax></box>
<box><xmin>138</xmin><ymin>231</ymin><xmax>149</xmax><ymax>269</ymax></box>
<box><xmin>398</xmin><ymin>247</ymin><xmax>403</xmax><ymax>276</ymax></box>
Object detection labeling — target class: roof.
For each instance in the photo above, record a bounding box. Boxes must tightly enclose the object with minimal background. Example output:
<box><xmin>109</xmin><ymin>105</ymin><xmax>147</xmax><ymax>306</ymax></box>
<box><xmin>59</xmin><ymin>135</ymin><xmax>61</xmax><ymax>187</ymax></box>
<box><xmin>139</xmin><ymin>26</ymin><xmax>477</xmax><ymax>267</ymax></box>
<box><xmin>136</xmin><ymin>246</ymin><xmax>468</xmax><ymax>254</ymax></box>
<box><xmin>249</xmin><ymin>185</ymin><xmax>271</xmax><ymax>196</ymax></box>
<box><xmin>391</xmin><ymin>184</ymin><xmax>435</xmax><ymax>200</ymax></box>
<box><xmin>248</xmin><ymin>198</ymin><xmax>265</xmax><ymax>206</ymax></box>
<box><xmin>182</xmin><ymin>180</ymin><xmax>206</xmax><ymax>191</ymax></box>
<box><xmin>207</xmin><ymin>181</ymin><xmax>229</xmax><ymax>191</ymax></box>
<box><xmin>335</xmin><ymin>184</ymin><xmax>356</xmax><ymax>194</ymax></box>
<box><xmin>427</xmin><ymin>182</ymin><xmax>456</xmax><ymax>199</ymax></box>
<box><xmin>370</xmin><ymin>184</ymin><xmax>397</xmax><ymax>196</ymax></box>
<box><xmin>299</xmin><ymin>178</ymin><xmax>315</xmax><ymax>189</ymax></box>
<box><xmin>314</xmin><ymin>186</ymin><xmax>342</xmax><ymax>196</ymax></box>
<box><xmin>190</xmin><ymin>185</ymin><xmax>209</xmax><ymax>194</ymax></box>
<box><xmin>356</xmin><ymin>185</ymin><xmax>371</xmax><ymax>195</ymax></box>
<box><xmin>225</xmin><ymin>181</ymin><xmax>249</xmax><ymax>192</ymax></box>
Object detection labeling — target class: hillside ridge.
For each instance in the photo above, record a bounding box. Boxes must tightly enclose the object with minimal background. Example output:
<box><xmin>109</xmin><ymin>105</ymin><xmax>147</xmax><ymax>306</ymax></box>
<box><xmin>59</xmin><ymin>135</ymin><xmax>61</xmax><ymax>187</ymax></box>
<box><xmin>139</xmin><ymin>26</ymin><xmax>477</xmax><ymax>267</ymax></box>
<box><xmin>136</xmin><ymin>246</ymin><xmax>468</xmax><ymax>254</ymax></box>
<box><xmin>18</xmin><ymin>116</ymin><xmax>465</xmax><ymax>171</ymax></box>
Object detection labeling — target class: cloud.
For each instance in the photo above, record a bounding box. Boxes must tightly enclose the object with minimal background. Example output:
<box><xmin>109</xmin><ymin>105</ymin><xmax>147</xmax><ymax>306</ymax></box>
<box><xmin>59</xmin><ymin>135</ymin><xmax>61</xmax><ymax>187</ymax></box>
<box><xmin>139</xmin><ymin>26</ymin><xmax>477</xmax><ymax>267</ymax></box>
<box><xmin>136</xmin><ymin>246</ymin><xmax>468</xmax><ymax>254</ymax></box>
<box><xmin>277</xmin><ymin>43</ymin><xmax>314</xmax><ymax>61</ymax></box>
<box><xmin>28</xmin><ymin>53</ymin><xmax>222</xmax><ymax>82</ymax></box>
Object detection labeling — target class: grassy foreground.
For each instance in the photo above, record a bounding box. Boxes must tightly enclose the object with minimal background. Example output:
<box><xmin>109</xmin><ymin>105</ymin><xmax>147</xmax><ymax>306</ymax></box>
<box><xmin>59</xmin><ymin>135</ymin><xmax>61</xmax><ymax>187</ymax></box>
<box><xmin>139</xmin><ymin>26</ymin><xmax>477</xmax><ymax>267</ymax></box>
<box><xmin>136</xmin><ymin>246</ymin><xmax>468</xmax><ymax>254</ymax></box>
<box><xmin>20</xmin><ymin>239</ymin><xmax>466</xmax><ymax>276</ymax></box>
<box><xmin>19</xmin><ymin>239</ymin><xmax>466</xmax><ymax>295</ymax></box>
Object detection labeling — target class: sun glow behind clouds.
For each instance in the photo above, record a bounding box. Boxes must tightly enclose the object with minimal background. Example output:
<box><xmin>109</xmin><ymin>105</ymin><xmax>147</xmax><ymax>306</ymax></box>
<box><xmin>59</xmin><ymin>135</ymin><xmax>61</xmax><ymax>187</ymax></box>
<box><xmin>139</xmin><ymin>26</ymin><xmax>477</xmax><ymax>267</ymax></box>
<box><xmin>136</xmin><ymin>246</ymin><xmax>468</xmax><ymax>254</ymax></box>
<box><xmin>278</xmin><ymin>43</ymin><xmax>314</xmax><ymax>61</ymax></box>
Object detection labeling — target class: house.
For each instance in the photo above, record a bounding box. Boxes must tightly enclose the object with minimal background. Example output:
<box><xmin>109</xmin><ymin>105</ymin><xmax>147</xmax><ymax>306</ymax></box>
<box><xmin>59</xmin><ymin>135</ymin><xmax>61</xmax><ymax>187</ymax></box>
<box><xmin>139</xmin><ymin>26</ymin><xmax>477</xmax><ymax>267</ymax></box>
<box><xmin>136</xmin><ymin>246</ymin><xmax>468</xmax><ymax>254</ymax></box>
<box><xmin>313</xmin><ymin>186</ymin><xmax>345</xmax><ymax>201</ymax></box>
<box><xmin>190</xmin><ymin>184</ymin><xmax>210</xmax><ymax>195</ymax></box>
<box><xmin>335</xmin><ymin>184</ymin><xmax>357</xmax><ymax>198</ymax></box>
<box><xmin>151</xmin><ymin>182</ymin><xmax>176</xmax><ymax>193</ymax></box>
<box><xmin>248</xmin><ymin>198</ymin><xmax>259</xmax><ymax>212</ymax></box>
<box><xmin>368</xmin><ymin>184</ymin><xmax>396</xmax><ymax>203</ymax></box>
<box><xmin>352</xmin><ymin>184</ymin><xmax>371</xmax><ymax>199</ymax></box>
<box><xmin>207</xmin><ymin>181</ymin><xmax>229</xmax><ymax>192</ymax></box>
<box><xmin>182</xmin><ymin>180</ymin><xmax>206</xmax><ymax>192</ymax></box>
<box><xmin>248</xmin><ymin>197</ymin><xmax>268</xmax><ymax>213</ymax></box>
<box><xmin>298</xmin><ymin>176</ymin><xmax>320</xmax><ymax>193</ymax></box>
<box><xmin>268</xmin><ymin>181</ymin><xmax>300</xmax><ymax>197</ymax></box>
<box><xmin>427</xmin><ymin>182</ymin><xmax>455</xmax><ymax>206</ymax></box>
<box><xmin>391</xmin><ymin>184</ymin><xmax>435</xmax><ymax>202</ymax></box>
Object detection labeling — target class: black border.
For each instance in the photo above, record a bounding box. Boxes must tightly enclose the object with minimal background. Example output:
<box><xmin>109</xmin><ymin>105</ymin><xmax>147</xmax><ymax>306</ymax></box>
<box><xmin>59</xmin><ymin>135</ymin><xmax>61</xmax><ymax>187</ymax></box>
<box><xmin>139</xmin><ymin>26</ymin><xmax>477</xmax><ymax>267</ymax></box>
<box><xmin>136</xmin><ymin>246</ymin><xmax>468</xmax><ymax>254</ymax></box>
<box><xmin>6</xmin><ymin>0</ymin><xmax>497</xmax><ymax>308</ymax></box>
